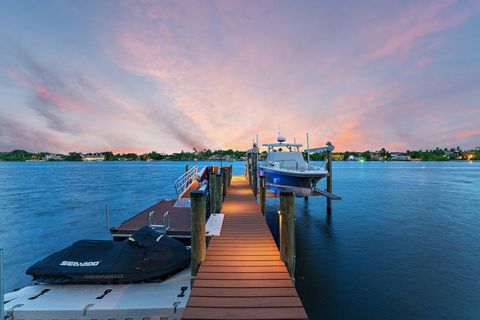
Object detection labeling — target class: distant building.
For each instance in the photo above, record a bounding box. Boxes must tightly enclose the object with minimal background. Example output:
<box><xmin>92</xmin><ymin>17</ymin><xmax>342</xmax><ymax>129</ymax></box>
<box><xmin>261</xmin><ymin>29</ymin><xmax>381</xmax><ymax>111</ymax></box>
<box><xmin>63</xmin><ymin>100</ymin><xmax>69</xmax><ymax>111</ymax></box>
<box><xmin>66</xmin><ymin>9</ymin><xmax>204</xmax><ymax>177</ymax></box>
<box><xmin>44</xmin><ymin>153</ymin><xmax>63</xmax><ymax>161</ymax></box>
<box><xmin>331</xmin><ymin>153</ymin><xmax>344</xmax><ymax>161</ymax></box>
<box><xmin>348</xmin><ymin>155</ymin><xmax>358</xmax><ymax>161</ymax></box>
<box><xmin>82</xmin><ymin>153</ymin><xmax>105</xmax><ymax>161</ymax></box>
<box><xmin>390</xmin><ymin>153</ymin><xmax>410</xmax><ymax>161</ymax></box>
<box><xmin>370</xmin><ymin>152</ymin><xmax>384</xmax><ymax>161</ymax></box>
<box><xmin>476</xmin><ymin>147</ymin><xmax>480</xmax><ymax>151</ymax></box>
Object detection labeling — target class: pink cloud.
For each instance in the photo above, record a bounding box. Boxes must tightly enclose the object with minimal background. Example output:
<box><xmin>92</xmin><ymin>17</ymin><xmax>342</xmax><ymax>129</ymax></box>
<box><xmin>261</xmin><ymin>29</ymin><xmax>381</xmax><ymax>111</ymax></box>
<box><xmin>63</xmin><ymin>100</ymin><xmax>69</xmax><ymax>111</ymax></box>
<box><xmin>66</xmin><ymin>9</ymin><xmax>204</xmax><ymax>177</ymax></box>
<box><xmin>6</xmin><ymin>67</ymin><xmax>83</xmax><ymax>112</ymax></box>
<box><xmin>453</xmin><ymin>128</ymin><xmax>480</xmax><ymax>140</ymax></box>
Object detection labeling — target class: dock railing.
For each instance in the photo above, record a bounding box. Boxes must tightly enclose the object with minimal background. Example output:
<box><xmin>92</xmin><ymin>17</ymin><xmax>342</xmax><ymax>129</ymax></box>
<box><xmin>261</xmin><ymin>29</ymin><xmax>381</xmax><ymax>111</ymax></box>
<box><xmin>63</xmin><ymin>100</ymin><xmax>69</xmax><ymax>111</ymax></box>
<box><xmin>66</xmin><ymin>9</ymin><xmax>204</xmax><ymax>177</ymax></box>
<box><xmin>174</xmin><ymin>165</ymin><xmax>198</xmax><ymax>197</ymax></box>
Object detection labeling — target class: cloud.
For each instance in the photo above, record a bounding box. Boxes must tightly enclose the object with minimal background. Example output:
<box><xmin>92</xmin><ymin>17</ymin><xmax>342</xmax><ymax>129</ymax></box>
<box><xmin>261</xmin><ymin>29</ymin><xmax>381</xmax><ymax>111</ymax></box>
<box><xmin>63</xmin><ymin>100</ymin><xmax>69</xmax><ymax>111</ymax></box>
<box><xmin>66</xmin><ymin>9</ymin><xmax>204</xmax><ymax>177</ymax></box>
<box><xmin>1</xmin><ymin>39</ymin><xmax>217</xmax><ymax>152</ymax></box>
<box><xmin>0</xmin><ymin>117</ymin><xmax>78</xmax><ymax>152</ymax></box>
<box><xmin>1</xmin><ymin>1</ymin><xmax>479</xmax><ymax>152</ymax></box>
<box><xmin>369</xmin><ymin>0</ymin><xmax>478</xmax><ymax>59</ymax></box>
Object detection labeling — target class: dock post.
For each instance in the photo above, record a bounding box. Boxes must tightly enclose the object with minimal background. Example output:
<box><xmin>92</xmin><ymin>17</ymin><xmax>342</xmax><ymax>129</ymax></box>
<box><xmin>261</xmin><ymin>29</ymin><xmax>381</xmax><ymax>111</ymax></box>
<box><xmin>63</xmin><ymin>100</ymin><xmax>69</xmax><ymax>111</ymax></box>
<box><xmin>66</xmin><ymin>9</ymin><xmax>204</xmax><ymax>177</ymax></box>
<box><xmin>186</xmin><ymin>164</ymin><xmax>189</xmax><ymax>173</ymax></box>
<box><xmin>0</xmin><ymin>248</ymin><xmax>4</xmax><ymax>320</ymax></box>
<box><xmin>210</xmin><ymin>173</ymin><xmax>222</xmax><ymax>213</ymax></box>
<box><xmin>279</xmin><ymin>192</ymin><xmax>295</xmax><ymax>278</ymax></box>
<box><xmin>247</xmin><ymin>153</ymin><xmax>252</xmax><ymax>187</ymax></box>
<box><xmin>216</xmin><ymin>173</ymin><xmax>223</xmax><ymax>211</ymax></box>
<box><xmin>209</xmin><ymin>173</ymin><xmax>217</xmax><ymax>213</ymax></box>
<box><xmin>252</xmin><ymin>151</ymin><xmax>258</xmax><ymax>198</ymax></box>
<box><xmin>229</xmin><ymin>164</ymin><xmax>233</xmax><ymax>186</ymax></box>
<box><xmin>326</xmin><ymin>147</ymin><xmax>332</xmax><ymax>215</ymax></box>
<box><xmin>190</xmin><ymin>191</ymin><xmax>206</xmax><ymax>282</ymax></box>
<box><xmin>221</xmin><ymin>167</ymin><xmax>228</xmax><ymax>201</ymax></box>
<box><xmin>260</xmin><ymin>175</ymin><xmax>266</xmax><ymax>216</ymax></box>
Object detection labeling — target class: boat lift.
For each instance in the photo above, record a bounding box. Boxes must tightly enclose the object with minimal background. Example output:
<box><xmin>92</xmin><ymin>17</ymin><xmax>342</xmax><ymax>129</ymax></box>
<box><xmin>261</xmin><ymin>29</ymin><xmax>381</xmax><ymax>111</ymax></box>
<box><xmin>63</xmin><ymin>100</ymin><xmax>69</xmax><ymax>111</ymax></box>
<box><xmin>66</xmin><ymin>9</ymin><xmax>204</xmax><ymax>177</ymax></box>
<box><xmin>249</xmin><ymin>134</ymin><xmax>342</xmax><ymax>214</ymax></box>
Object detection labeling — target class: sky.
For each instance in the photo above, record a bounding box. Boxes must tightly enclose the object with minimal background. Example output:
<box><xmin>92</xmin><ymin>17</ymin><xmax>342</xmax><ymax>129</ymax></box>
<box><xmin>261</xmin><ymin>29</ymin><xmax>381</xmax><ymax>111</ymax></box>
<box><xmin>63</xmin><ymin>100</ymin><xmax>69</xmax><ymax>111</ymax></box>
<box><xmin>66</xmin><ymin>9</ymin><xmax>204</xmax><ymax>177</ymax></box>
<box><xmin>0</xmin><ymin>0</ymin><xmax>479</xmax><ymax>153</ymax></box>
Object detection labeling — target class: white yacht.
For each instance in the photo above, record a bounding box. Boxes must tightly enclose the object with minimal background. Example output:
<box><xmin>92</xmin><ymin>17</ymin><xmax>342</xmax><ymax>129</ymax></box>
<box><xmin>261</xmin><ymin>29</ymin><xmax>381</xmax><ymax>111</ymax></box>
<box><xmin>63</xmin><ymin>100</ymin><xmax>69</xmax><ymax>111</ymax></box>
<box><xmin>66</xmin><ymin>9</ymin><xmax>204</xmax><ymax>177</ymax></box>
<box><xmin>258</xmin><ymin>135</ymin><xmax>333</xmax><ymax>197</ymax></box>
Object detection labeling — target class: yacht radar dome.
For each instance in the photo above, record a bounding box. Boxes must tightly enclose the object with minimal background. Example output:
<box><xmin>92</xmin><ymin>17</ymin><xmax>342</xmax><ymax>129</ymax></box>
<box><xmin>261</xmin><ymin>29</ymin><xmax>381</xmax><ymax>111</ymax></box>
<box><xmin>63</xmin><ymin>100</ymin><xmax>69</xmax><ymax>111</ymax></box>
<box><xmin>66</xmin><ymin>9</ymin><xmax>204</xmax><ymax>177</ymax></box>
<box><xmin>277</xmin><ymin>134</ymin><xmax>286</xmax><ymax>143</ymax></box>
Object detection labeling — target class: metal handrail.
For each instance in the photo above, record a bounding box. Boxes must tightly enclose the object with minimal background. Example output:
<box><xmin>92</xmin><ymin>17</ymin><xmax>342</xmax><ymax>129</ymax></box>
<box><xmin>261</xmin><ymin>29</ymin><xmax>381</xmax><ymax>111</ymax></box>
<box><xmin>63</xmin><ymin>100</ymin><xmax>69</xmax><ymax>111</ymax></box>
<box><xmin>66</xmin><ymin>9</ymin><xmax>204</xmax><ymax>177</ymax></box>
<box><xmin>174</xmin><ymin>165</ymin><xmax>198</xmax><ymax>197</ymax></box>
<box><xmin>163</xmin><ymin>211</ymin><xmax>170</xmax><ymax>235</ymax></box>
<box><xmin>148</xmin><ymin>211</ymin><xmax>170</xmax><ymax>236</ymax></box>
<box><xmin>148</xmin><ymin>211</ymin><xmax>156</xmax><ymax>227</ymax></box>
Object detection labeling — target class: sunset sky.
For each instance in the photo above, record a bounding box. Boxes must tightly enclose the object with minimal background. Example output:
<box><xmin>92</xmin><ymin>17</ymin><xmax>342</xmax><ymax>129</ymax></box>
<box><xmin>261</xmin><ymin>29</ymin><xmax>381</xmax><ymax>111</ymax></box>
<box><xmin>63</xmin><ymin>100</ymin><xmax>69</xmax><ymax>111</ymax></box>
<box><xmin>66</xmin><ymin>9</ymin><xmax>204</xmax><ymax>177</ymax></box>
<box><xmin>1</xmin><ymin>0</ymin><xmax>479</xmax><ymax>153</ymax></box>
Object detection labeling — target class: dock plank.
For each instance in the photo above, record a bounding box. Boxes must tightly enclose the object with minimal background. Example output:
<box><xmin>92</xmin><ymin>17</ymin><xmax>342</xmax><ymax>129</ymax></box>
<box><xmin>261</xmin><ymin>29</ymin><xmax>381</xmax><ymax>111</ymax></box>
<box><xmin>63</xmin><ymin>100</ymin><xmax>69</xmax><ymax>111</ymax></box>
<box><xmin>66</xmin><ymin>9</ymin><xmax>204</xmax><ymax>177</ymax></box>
<box><xmin>182</xmin><ymin>307</ymin><xmax>308</xmax><ymax>320</ymax></box>
<box><xmin>187</xmin><ymin>296</ymin><xmax>304</xmax><ymax>308</ymax></box>
<box><xmin>196</xmin><ymin>272</ymin><xmax>291</xmax><ymax>280</ymax></box>
<box><xmin>190</xmin><ymin>287</ymin><xmax>300</xmax><ymax>297</ymax></box>
<box><xmin>183</xmin><ymin>176</ymin><xmax>308</xmax><ymax>320</ymax></box>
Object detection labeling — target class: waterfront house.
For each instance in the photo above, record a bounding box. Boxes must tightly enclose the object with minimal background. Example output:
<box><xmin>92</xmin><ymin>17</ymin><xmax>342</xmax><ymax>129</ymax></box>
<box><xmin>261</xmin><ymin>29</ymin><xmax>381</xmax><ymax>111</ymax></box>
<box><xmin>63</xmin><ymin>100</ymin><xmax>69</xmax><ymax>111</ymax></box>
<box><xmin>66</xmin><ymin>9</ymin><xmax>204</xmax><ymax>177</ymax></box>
<box><xmin>348</xmin><ymin>155</ymin><xmax>358</xmax><ymax>161</ymax></box>
<box><xmin>370</xmin><ymin>152</ymin><xmax>384</xmax><ymax>161</ymax></box>
<box><xmin>44</xmin><ymin>153</ymin><xmax>64</xmax><ymax>161</ymax></box>
<box><xmin>82</xmin><ymin>153</ymin><xmax>105</xmax><ymax>161</ymax></box>
<box><xmin>390</xmin><ymin>153</ymin><xmax>411</xmax><ymax>161</ymax></box>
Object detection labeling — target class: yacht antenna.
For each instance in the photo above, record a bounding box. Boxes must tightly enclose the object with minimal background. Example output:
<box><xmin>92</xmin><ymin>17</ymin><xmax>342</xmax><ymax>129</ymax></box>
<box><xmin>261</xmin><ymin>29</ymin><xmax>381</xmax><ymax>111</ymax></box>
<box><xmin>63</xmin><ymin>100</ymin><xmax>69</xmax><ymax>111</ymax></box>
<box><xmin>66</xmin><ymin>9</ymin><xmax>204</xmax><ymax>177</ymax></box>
<box><xmin>306</xmin><ymin>132</ymin><xmax>310</xmax><ymax>163</ymax></box>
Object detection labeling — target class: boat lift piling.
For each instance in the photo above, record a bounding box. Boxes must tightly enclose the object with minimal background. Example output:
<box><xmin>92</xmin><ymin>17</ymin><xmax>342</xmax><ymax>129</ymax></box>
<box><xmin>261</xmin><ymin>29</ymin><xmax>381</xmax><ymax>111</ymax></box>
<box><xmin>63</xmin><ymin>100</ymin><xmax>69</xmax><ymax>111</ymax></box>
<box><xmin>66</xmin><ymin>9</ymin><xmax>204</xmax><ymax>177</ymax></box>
<box><xmin>249</xmin><ymin>154</ymin><xmax>253</xmax><ymax>189</ymax></box>
<box><xmin>279</xmin><ymin>192</ymin><xmax>295</xmax><ymax>278</ymax></box>
<box><xmin>304</xmin><ymin>141</ymin><xmax>342</xmax><ymax>214</ymax></box>
<box><xmin>246</xmin><ymin>144</ymin><xmax>259</xmax><ymax>198</ymax></box>
<box><xmin>252</xmin><ymin>151</ymin><xmax>258</xmax><ymax>199</ymax></box>
<box><xmin>326</xmin><ymin>143</ymin><xmax>333</xmax><ymax>215</ymax></box>
<box><xmin>260</xmin><ymin>175</ymin><xmax>266</xmax><ymax>216</ymax></box>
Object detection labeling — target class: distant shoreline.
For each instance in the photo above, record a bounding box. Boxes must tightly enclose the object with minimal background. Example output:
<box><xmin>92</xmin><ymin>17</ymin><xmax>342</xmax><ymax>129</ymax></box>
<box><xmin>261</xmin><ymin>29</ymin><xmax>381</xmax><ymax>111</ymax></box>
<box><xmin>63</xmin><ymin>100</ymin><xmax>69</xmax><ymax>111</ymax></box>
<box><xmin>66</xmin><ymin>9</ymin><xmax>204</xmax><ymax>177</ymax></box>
<box><xmin>1</xmin><ymin>147</ymin><xmax>478</xmax><ymax>162</ymax></box>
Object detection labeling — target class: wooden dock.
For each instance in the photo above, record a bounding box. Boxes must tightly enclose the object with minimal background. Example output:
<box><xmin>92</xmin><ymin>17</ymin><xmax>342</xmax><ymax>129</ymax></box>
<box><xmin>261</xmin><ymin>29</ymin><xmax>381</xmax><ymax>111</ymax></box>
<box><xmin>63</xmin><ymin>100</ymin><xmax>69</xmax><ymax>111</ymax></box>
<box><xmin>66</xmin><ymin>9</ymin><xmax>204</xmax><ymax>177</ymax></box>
<box><xmin>183</xmin><ymin>176</ymin><xmax>308</xmax><ymax>320</ymax></box>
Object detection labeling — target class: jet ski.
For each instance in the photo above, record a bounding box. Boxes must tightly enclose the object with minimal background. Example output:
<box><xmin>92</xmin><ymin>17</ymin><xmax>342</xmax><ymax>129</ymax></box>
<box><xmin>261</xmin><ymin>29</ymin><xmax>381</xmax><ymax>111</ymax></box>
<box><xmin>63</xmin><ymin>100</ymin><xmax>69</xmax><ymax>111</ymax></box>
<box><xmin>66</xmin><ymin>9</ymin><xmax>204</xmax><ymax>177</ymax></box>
<box><xmin>26</xmin><ymin>227</ymin><xmax>190</xmax><ymax>284</ymax></box>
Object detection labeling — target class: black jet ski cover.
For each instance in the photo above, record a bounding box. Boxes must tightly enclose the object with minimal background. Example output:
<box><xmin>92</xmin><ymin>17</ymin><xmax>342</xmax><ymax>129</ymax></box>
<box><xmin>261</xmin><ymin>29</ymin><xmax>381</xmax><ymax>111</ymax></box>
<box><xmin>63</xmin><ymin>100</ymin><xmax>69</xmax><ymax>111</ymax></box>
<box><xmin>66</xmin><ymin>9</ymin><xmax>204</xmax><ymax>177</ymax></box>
<box><xmin>26</xmin><ymin>227</ymin><xmax>190</xmax><ymax>283</ymax></box>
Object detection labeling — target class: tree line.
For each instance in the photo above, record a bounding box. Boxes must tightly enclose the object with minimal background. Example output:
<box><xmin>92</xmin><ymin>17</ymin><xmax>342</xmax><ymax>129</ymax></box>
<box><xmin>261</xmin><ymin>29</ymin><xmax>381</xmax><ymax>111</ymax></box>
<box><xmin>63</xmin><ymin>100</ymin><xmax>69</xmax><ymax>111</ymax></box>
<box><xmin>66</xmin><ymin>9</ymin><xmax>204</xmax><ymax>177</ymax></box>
<box><xmin>1</xmin><ymin>147</ymin><xmax>478</xmax><ymax>162</ymax></box>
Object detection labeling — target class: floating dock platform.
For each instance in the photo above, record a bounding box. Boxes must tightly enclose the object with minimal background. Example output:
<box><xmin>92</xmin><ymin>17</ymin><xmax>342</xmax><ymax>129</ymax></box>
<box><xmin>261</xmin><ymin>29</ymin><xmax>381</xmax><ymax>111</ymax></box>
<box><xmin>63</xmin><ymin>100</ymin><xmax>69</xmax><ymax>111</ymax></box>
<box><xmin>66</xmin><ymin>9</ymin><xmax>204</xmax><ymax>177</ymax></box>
<box><xmin>183</xmin><ymin>176</ymin><xmax>308</xmax><ymax>320</ymax></box>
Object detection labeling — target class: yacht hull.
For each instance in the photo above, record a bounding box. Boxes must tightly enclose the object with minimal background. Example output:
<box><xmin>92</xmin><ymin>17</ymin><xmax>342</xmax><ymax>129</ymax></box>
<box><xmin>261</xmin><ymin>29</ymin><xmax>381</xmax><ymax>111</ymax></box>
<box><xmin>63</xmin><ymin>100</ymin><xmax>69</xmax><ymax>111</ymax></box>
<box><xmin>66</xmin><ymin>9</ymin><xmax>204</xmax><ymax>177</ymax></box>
<box><xmin>258</xmin><ymin>166</ymin><xmax>328</xmax><ymax>197</ymax></box>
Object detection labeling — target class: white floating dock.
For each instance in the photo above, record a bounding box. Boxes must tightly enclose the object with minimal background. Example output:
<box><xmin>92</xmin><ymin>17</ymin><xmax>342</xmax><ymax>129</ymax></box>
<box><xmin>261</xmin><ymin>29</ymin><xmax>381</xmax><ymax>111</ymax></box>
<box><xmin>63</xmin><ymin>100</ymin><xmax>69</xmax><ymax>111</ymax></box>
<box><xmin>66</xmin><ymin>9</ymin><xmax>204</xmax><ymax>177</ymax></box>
<box><xmin>4</xmin><ymin>269</ymin><xmax>190</xmax><ymax>320</ymax></box>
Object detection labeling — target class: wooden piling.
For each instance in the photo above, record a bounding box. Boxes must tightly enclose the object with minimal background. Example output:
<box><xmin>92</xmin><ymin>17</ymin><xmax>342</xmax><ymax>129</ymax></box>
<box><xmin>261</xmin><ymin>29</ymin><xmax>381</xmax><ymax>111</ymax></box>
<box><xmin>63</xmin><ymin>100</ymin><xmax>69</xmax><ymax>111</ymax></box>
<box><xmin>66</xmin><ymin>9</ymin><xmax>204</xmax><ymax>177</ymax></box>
<box><xmin>209</xmin><ymin>173</ymin><xmax>217</xmax><ymax>214</ymax></box>
<box><xmin>186</xmin><ymin>164</ymin><xmax>190</xmax><ymax>173</ymax></box>
<box><xmin>221</xmin><ymin>167</ymin><xmax>228</xmax><ymax>201</ymax></box>
<box><xmin>190</xmin><ymin>191</ymin><xmax>206</xmax><ymax>280</ymax></box>
<box><xmin>251</xmin><ymin>151</ymin><xmax>258</xmax><ymax>198</ymax></box>
<box><xmin>215</xmin><ymin>173</ymin><xmax>223</xmax><ymax>211</ymax></box>
<box><xmin>229</xmin><ymin>164</ymin><xmax>233</xmax><ymax>186</ymax></box>
<box><xmin>326</xmin><ymin>149</ymin><xmax>332</xmax><ymax>214</ymax></box>
<box><xmin>247</xmin><ymin>153</ymin><xmax>252</xmax><ymax>187</ymax></box>
<box><xmin>260</xmin><ymin>175</ymin><xmax>266</xmax><ymax>216</ymax></box>
<box><xmin>280</xmin><ymin>191</ymin><xmax>295</xmax><ymax>278</ymax></box>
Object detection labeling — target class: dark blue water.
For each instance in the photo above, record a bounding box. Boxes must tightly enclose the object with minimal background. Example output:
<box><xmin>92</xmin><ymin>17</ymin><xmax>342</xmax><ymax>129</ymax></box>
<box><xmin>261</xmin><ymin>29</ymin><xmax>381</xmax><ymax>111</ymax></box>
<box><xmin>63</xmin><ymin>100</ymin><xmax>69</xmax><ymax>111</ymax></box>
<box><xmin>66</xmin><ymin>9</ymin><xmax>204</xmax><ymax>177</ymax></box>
<box><xmin>1</xmin><ymin>161</ymin><xmax>479</xmax><ymax>319</ymax></box>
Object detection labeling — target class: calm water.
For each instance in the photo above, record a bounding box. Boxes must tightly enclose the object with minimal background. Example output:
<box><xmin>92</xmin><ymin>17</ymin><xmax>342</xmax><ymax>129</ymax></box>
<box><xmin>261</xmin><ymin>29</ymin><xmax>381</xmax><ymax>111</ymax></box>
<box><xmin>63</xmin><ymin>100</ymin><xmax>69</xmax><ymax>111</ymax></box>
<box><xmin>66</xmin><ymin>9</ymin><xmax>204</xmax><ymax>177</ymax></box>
<box><xmin>1</xmin><ymin>161</ymin><xmax>479</xmax><ymax>319</ymax></box>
